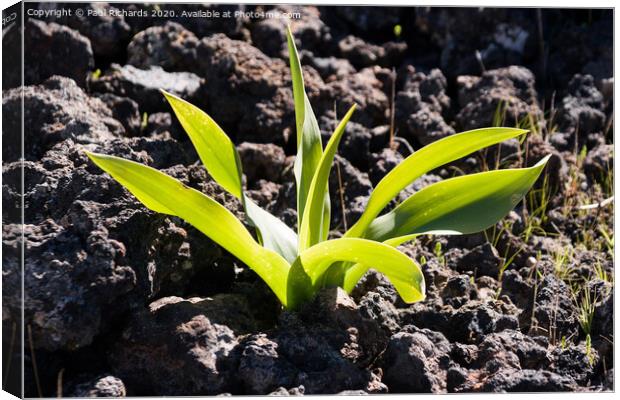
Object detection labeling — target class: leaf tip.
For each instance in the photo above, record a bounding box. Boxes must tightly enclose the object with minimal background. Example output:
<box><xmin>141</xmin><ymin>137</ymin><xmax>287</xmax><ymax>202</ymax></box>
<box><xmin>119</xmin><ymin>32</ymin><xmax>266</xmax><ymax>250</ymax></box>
<box><xmin>535</xmin><ymin>154</ymin><xmax>552</xmax><ymax>167</ymax></box>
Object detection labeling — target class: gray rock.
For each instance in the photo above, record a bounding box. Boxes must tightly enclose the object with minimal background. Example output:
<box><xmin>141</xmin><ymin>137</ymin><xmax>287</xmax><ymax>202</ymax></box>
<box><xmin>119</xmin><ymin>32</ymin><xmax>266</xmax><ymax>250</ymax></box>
<box><xmin>558</xmin><ymin>74</ymin><xmax>606</xmax><ymax>137</ymax></box>
<box><xmin>381</xmin><ymin>330</ymin><xmax>450</xmax><ymax>393</ymax></box>
<box><xmin>47</xmin><ymin>3</ymin><xmax>132</xmax><ymax>59</ymax></box>
<box><xmin>395</xmin><ymin>67</ymin><xmax>454</xmax><ymax>146</ymax></box>
<box><xmin>67</xmin><ymin>375</ymin><xmax>127</xmax><ymax>397</ymax></box>
<box><xmin>109</xmin><ymin>296</ymin><xmax>249</xmax><ymax>395</ymax></box>
<box><xmin>23</xmin><ymin>19</ymin><xmax>94</xmax><ymax>88</ymax></box>
<box><xmin>237</xmin><ymin>142</ymin><xmax>287</xmax><ymax>184</ymax></box>
<box><xmin>456</xmin><ymin>243</ymin><xmax>504</xmax><ymax>278</ymax></box>
<box><xmin>93</xmin><ymin>93</ymin><xmax>142</xmax><ymax>136</ymax></box>
<box><xmin>482</xmin><ymin>369</ymin><xmax>577</xmax><ymax>392</ymax></box>
<box><xmin>456</xmin><ymin>66</ymin><xmax>542</xmax><ymax>131</ymax></box>
<box><xmin>91</xmin><ymin>64</ymin><xmax>205</xmax><ymax>113</ymax></box>
<box><xmin>127</xmin><ymin>22</ymin><xmax>200</xmax><ymax>71</ymax></box>
<box><xmin>250</xmin><ymin>5</ymin><xmax>330</xmax><ymax>58</ymax></box>
<box><xmin>2</xmin><ymin>76</ymin><xmax>124</xmax><ymax>162</ymax></box>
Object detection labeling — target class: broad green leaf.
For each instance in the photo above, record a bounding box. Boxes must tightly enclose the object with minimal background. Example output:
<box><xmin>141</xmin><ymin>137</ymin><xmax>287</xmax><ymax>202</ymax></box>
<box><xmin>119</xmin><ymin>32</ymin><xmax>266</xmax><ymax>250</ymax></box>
<box><xmin>287</xmin><ymin>238</ymin><xmax>425</xmax><ymax>309</ymax></box>
<box><xmin>245</xmin><ymin>198</ymin><xmax>298</xmax><ymax>264</ymax></box>
<box><xmin>287</xmin><ymin>26</ymin><xmax>327</xmax><ymax>236</ymax></box>
<box><xmin>162</xmin><ymin>90</ymin><xmax>298</xmax><ymax>262</ymax></box>
<box><xmin>345</xmin><ymin>127</ymin><xmax>530</xmax><ymax>239</ymax></box>
<box><xmin>298</xmin><ymin>105</ymin><xmax>356</xmax><ymax>251</ymax></box>
<box><xmin>365</xmin><ymin>155</ymin><xmax>551</xmax><ymax>242</ymax></box>
<box><xmin>161</xmin><ymin>90</ymin><xmax>243</xmax><ymax>199</ymax></box>
<box><xmin>86</xmin><ymin>151</ymin><xmax>291</xmax><ymax>306</ymax></box>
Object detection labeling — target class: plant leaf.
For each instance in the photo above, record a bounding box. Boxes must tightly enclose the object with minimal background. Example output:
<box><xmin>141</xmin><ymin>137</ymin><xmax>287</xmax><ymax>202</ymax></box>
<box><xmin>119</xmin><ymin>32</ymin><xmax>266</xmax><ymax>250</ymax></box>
<box><xmin>298</xmin><ymin>105</ymin><xmax>356</xmax><ymax>251</ymax></box>
<box><xmin>245</xmin><ymin>198</ymin><xmax>298</xmax><ymax>264</ymax></box>
<box><xmin>86</xmin><ymin>151</ymin><xmax>291</xmax><ymax>306</ymax></box>
<box><xmin>287</xmin><ymin>238</ymin><xmax>425</xmax><ymax>309</ymax></box>
<box><xmin>287</xmin><ymin>26</ymin><xmax>328</xmax><ymax>238</ymax></box>
<box><xmin>345</xmin><ymin>127</ymin><xmax>530</xmax><ymax>239</ymax></box>
<box><xmin>162</xmin><ymin>90</ymin><xmax>298</xmax><ymax>262</ymax></box>
<box><xmin>161</xmin><ymin>90</ymin><xmax>243</xmax><ymax>199</ymax></box>
<box><xmin>365</xmin><ymin>155</ymin><xmax>551</xmax><ymax>242</ymax></box>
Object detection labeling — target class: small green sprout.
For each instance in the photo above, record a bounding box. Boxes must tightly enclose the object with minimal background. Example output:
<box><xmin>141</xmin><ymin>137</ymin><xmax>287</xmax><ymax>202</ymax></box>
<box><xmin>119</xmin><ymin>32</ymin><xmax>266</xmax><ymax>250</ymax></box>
<box><xmin>393</xmin><ymin>24</ymin><xmax>402</xmax><ymax>38</ymax></box>
<box><xmin>85</xmin><ymin>29</ymin><xmax>549</xmax><ymax>310</ymax></box>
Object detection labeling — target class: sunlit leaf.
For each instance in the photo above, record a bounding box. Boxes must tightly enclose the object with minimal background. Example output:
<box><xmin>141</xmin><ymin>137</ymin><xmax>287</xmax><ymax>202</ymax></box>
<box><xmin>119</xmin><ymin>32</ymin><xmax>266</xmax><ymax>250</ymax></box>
<box><xmin>162</xmin><ymin>90</ymin><xmax>298</xmax><ymax>263</ymax></box>
<box><xmin>298</xmin><ymin>105</ymin><xmax>356</xmax><ymax>251</ymax></box>
<box><xmin>86</xmin><ymin>151</ymin><xmax>291</xmax><ymax>305</ymax></box>
<box><xmin>345</xmin><ymin>127</ymin><xmax>530</xmax><ymax>239</ymax></box>
<box><xmin>366</xmin><ymin>155</ymin><xmax>551</xmax><ymax>241</ymax></box>
<box><xmin>287</xmin><ymin>238</ymin><xmax>425</xmax><ymax>309</ymax></box>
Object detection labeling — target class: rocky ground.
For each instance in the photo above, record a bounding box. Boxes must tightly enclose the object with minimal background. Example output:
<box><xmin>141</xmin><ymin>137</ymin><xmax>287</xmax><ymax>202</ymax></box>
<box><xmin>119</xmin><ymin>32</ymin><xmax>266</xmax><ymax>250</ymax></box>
<box><xmin>2</xmin><ymin>3</ymin><xmax>614</xmax><ymax>396</ymax></box>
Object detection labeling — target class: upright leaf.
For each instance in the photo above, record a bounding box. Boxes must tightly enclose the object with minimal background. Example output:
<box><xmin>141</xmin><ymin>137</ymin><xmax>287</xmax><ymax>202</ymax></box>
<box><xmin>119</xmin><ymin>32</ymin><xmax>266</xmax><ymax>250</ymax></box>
<box><xmin>345</xmin><ymin>127</ymin><xmax>530</xmax><ymax>239</ymax></box>
<box><xmin>298</xmin><ymin>105</ymin><xmax>356</xmax><ymax>251</ymax></box>
<box><xmin>162</xmin><ymin>90</ymin><xmax>298</xmax><ymax>263</ymax></box>
<box><xmin>86</xmin><ymin>152</ymin><xmax>291</xmax><ymax>306</ymax></box>
<box><xmin>162</xmin><ymin>90</ymin><xmax>243</xmax><ymax>198</ymax></box>
<box><xmin>365</xmin><ymin>155</ymin><xmax>551</xmax><ymax>241</ymax></box>
<box><xmin>287</xmin><ymin>26</ymin><xmax>327</xmax><ymax>236</ymax></box>
<box><xmin>287</xmin><ymin>238</ymin><xmax>425</xmax><ymax>309</ymax></box>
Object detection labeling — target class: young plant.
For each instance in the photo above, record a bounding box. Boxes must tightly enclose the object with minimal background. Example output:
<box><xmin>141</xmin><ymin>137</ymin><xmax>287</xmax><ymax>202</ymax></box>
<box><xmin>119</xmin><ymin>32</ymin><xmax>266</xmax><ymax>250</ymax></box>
<box><xmin>86</xmin><ymin>29</ymin><xmax>549</xmax><ymax>310</ymax></box>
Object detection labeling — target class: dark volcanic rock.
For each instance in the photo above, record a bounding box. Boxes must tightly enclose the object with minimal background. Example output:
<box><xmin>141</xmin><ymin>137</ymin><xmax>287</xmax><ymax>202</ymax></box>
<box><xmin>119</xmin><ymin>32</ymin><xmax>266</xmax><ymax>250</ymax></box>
<box><xmin>456</xmin><ymin>66</ymin><xmax>542</xmax><ymax>131</ymax></box>
<box><xmin>237</xmin><ymin>142</ymin><xmax>287</xmax><ymax>184</ymax></box>
<box><xmin>550</xmin><ymin>343</ymin><xmax>599</xmax><ymax>385</ymax></box>
<box><xmin>236</xmin><ymin>288</ymin><xmax>388</xmax><ymax>394</ymax></box>
<box><xmin>47</xmin><ymin>3</ymin><xmax>132</xmax><ymax>59</ymax></box>
<box><xmin>558</xmin><ymin>74</ymin><xmax>607</xmax><ymax>139</ymax></box>
<box><xmin>3</xmin><ymin>217</ymin><xmax>136</xmax><ymax>352</ymax></box>
<box><xmin>94</xmin><ymin>93</ymin><xmax>142</xmax><ymax>136</ymax></box>
<box><xmin>380</xmin><ymin>328</ymin><xmax>450</xmax><ymax>393</ymax></box>
<box><xmin>328</xmin><ymin>155</ymin><xmax>373</xmax><ymax>229</ymax></box>
<box><xmin>316</xmin><ymin>67</ymin><xmax>389</xmax><ymax>129</ymax></box>
<box><xmin>108</xmin><ymin>296</ymin><xmax>250</xmax><ymax>395</ymax></box>
<box><xmin>195</xmin><ymin>33</ymin><xmax>309</xmax><ymax>145</ymax></box>
<box><xmin>127</xmin><ymin>21</ymin><xmax>200</xmax><ymax>71</ymax></box>
<box><xmin>23</xmin><ymin>18</ymin><xmax>94</xmax><ymax>88</ymax></box>
<box><xmin>482</xmin><ymin>369</ymin><xmax>577</xmax><ymax>392</ymax></box>
<box><xmin>91</xmin><ymin>64</ymin><xmax>205</xmax><ymax>113</ymax></box>
<box><xmin>338</xmin><ymin>35</ymin><xmax>385</xmax><ymax>68</ymax></box>
<box><xmin>2</xmin><ymin>76</ymin><xmax>124</xmax><ymax>162</ymax></box>
<box><xmin>530</xmin><ymin>275</ymin><xmax>579</xmax><ymax>341</ymax></box>
<box><xmin>456</xmin><ymin>243</ymin><xmax>504</xmax><ymax>278</ymax></box>
<box><xmin>250</xmin><ymin>5</ymin><xmax>331</xmax><ymax>59</ymax></box>
<box><xmin>395</xmin><ymin>66</ymin><xmax>454</xmax><ymax>146</ymax></box>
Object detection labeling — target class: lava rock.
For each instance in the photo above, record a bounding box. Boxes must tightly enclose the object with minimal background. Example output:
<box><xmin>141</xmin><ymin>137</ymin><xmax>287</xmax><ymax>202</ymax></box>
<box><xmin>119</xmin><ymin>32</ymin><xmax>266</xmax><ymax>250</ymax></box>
<box><xmin>551</xmin><ymin>342</ymin><xmax>599</xmax><ymax>385</ymax></box>
<box><xmin>250</xmin><ymin>5</ymin><xmax>331</xmax><ymax>58</ymax></box>
<box><xmin>530</xmin><ymin>275</ymin><xmax>579</xmax><ymax>341</ymax></box>
<box><xmin>22</xmin><ymin>18</ymin><xmax>94</xmax><ymax>88</ymax></box>
<box><xmin>109</xmin><ymin>295</ymin><xmax>255</xmax><ymax>395</ymax></box>
<box><xmin>456</xmin><ymin>243</ymin><xmax>504</xmax><ymax>278</ymax></box>
<box><xmin>381</xmin><ymin>329</ymin><xmax>450</xmax><ymax>393</ymax></box>
<box><xmin>48</xmin><ymin>3</ymin><xmax>132</xmax><ymax>60</ymax></box>
<box><xmin>558</xmin><ymin>74</ymin><xmax>606</xmax><ymax>138</ymax></box>
<box><xmin>456</xmin><ymin>66</ymin><xmax>541</xmax><ymax>131</ymax></box>
<box><xmin>91</xmin><ymin>64</ymin><xmax>205</xmax><ymax>113</ymax></box>
<box><xmin>195</xmin><ymin>33</ymin><xmax>315</xmax><ymax>145</ymax></box>
<box><xmin>482</xmin><ymin>369</ymin><xmax>577</xmax><ymax>392</ymax></box>
<box><xmin>2</xmin><ymin>76</ymin><xmax>124</xmax><ymax>162</ymax></box>
<box><xmin>320</xmin><ymin>112</ymin><xmax>372</xmax><ymax>170</ymax></box>
<box><xmin>237</xmin><ymin>142</ymin><xmax>287</xmax><ymax>184</ymax></box>
<box><xmin>93</xmin><ymin>93</ymin><xmax>142</xmax><ymax>136</ymax></box>
<box><xmin>127</xmin><ymin>21</ymin><xmax>200</xmax><ymax>71</ymax></box>
<box><xmin>395</xmin><ymin>66</ymin><xmax>454</xmax><ymax>146</ymax></box>
<box><xmin>66</xmin><ymin>375</ymin><xmax>127</xmax><ymax>397</ymax></box>
<box><xmin>338</xmin><ymin>35</ymin><xmax>385</xmax><ymax>68</ymax></box>
<box><xmin>328</xmin><ymin>155</ymin><xmax>373</xmax><ymax>229</ymax></box>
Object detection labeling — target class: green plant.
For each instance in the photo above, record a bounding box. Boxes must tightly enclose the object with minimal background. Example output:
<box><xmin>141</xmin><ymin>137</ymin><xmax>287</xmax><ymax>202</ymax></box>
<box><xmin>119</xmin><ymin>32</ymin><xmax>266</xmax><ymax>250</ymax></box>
<box><xmin>85</xmin><ymin>29</ymin><xmax>549</xmax><ymax>310</ymax></box>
